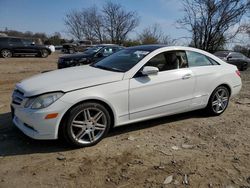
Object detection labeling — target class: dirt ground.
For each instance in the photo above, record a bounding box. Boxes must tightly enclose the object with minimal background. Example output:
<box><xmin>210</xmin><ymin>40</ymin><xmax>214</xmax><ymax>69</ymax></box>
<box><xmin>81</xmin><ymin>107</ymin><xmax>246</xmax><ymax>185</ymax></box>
<box><xmin>0</xmin><ymin>52</ymin><xmax>250</xmax><ymax>188</ymax></box>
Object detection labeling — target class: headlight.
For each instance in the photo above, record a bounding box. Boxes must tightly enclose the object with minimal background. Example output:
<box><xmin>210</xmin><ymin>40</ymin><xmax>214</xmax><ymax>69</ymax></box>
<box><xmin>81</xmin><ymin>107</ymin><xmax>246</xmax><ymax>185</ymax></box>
<box><xmin>24</xmin><ymin>92</ymin><xmax>64</xmax><ymax>109</ymax></box>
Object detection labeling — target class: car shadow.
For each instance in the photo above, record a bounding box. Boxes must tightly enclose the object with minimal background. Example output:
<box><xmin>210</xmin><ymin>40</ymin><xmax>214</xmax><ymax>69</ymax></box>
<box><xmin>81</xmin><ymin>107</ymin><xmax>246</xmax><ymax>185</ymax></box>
<box><xmin>0</xmin><ymin>110</ymin><xmax>205</xmax><ymax>157</ymax></box>
<box><xmin>108</xmin><ymin>110</ymin><xmax>204</xmax><ymax>137</ymax></box>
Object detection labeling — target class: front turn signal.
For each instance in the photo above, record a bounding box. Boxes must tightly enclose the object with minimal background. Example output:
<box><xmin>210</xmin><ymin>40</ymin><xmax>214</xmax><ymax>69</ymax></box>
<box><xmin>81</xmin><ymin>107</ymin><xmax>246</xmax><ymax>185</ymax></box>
<box><xmin>45</xmin><ymin>113</ymin><xmax>58</xmax><ymax>119</ymax></box>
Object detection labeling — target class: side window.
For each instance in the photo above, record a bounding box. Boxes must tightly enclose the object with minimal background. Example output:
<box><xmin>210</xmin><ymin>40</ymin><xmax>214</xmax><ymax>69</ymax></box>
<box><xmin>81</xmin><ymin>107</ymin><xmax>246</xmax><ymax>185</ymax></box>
<box><xmin>208</xmin><ymin>57</ymin><xmax>220</xmax><ymax>65</ymax></box>
<box><xmin>176</xmin><ymin>51</ymin><xmax>188</xmax><ymax>68</ymax></box>
<box><xmin>145</xmin><ymin>51</ymin><xmax>188</xmax><ymax>72</ymax></box>
<box><xmin>186</xmin><ymin>51</ymin><xmax>213</xmax><ymax>67</ymax></box>
<box><xmin>22</xmin><ymin>39</ymin><xmax>32</xmax><ymax>45</ymax></box>
<box><xmin>9</xmin><ymin>38</ymin><xmax>22</xmax><ymax>45</ymax></box>
<box><xmin>146</xmin><ymin>53</ymin><xmax>167</xmax><ymax>71</ymax></box>
<box><xmin>230</xmin><ymin>52</ymin><xmax>244</xmax><ymax>59</ymax></box>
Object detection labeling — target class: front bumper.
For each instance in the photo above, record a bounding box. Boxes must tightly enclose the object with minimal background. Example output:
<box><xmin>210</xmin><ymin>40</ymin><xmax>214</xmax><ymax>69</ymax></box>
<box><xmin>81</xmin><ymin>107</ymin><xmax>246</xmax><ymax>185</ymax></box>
<box><xmin>11</xmin><ymin>99</ymin><xmax>70</xmax><ymax>140</ymax></box>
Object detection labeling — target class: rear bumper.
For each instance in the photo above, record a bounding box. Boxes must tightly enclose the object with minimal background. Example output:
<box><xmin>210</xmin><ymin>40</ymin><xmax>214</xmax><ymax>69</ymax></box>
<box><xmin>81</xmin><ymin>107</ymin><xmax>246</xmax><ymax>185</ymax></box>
<box><xmin>231</xmin><ymin>84</ymin><xmax>242</xmax><ymax>97</ymax></box>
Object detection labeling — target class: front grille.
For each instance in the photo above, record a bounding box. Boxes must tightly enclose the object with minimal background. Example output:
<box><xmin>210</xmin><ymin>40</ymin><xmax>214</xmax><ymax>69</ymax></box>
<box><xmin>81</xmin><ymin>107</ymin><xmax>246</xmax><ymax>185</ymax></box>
<box><xmin>12</xmin><ymin>89</ymin><xmax>24</xmax><ymax>105</ymax></box>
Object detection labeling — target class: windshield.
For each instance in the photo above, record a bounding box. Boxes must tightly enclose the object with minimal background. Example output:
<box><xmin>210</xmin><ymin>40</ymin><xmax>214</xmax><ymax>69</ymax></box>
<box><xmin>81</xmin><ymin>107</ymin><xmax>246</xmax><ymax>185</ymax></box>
<box><xmin>84</xmin><ymin>46</ymin><xmax>103</xmax><ymax>55</ymax></box>
<box><xmin>91</xmin><ymin>49</ymin><xmax>150</xmax><ymax>72</ymax></box>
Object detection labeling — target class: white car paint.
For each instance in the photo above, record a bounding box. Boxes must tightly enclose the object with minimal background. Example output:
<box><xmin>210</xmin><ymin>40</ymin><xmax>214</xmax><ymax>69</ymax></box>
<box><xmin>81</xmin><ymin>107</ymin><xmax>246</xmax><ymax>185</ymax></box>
<box><xmin>11</xmin><ymin>46</ymin><xmax>242</xmax><ymax>140</ymax></box>
<box><xmin>16</xmin><ymin>65</ymin><xmax>124</xmax><ymax>97</ymax></box>
<box><xmin>47</xmin><ymin>45</ymin><xmax>55</xmax><ymax>53</ymax></box>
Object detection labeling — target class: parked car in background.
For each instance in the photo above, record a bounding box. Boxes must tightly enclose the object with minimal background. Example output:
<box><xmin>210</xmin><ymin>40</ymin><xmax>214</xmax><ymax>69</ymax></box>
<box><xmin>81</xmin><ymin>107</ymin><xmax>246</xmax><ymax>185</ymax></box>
<box><xmin>54</xmin><ymin>45</ymin><xmax>63</xmax><ymax>51</ymax></box>
<box><xmin>11</xmin><ymin>45</ymin><xmax>241</xmax><ymax>147</ymax></box>
<box><xmin>46</xmin><ymin>45</ymin><xmax>55</xmax><ymax>53</ymax></box>
<box><xmin>0</xmin><ymin>37</ymin><xmax>51</xmax><ymax>58</ymax></box>
<box><xmin>62</xmin><ymin>40</ymin><xmax>93</xmax><ymax>54</ymax></box>
<box><xmin>214</xmin><ymin>51</ymin><xmax>249</xmax><ymax>71</ymax></box>
<box><xmin>58</xmin><ymin>44</ymin><xmax>124</xmax><ymax>69</ymax></box>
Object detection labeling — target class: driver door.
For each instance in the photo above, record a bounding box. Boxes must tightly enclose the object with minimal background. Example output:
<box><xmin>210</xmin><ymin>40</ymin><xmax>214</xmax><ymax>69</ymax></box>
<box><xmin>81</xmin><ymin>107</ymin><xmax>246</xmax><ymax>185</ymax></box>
<box><xmin>129</xmin><ymin>50</ymin><xmax>195</xmax><ymax>120</ymax></box>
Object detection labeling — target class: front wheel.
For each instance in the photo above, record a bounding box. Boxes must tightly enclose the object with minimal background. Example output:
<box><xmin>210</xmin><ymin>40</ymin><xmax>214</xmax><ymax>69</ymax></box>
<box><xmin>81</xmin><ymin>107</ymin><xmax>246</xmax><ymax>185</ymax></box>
<box><xmin>1</xmin><ymin>49</ymin><xmax>12</xmax><ymax>58</ymax></box>
<box><xmin>40</xmin><ymin>49</ymin><xmax>49</xmax><ymax>58</ymax></box>
<box><xmin>206</xmin><ymin>86</ymin><xmax>230</xmax><ymax>116</ymax></box>
<box><xmin>61</xmin><ymin>102</ymin><xmax>111</xmax><ymax>147</ymax></box>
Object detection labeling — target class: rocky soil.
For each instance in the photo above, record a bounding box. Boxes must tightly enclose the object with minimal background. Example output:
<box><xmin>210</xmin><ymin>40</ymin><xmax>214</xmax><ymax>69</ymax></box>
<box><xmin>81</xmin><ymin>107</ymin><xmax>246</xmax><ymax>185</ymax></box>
<box><xmin>0</xmin><ymin>53</ymin><xmax>249</xmax><ymax>188</ymax></box>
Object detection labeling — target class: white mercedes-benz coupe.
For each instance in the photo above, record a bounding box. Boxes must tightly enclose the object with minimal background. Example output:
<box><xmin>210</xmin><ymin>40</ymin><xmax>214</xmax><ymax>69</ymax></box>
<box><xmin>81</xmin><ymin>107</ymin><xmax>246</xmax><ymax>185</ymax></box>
<box><xmin>11</xmin><ymin>45</ymin><xmax>242</xmax><ymax>147</ymax></box>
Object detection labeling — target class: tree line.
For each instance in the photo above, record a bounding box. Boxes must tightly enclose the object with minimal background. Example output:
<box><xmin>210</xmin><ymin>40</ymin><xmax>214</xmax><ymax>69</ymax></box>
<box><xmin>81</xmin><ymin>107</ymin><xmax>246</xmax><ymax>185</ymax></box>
<box><xmin>64</xmin><ymin>0</ymin><xmax>249</xmax><ymax>53</ymax></box>
<box><xmin>1</xmin><ymin>0</ymin><xmax>249</xmax><ymax>54</ymax></box>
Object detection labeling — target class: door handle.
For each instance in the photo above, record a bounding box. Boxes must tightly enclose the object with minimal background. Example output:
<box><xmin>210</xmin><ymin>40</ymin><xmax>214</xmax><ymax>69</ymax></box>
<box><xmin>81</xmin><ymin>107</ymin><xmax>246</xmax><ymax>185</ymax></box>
<box><xmin>182</xmin><ymin>74</ymin><xmax>192</xmax><ymax>80</ymax></box>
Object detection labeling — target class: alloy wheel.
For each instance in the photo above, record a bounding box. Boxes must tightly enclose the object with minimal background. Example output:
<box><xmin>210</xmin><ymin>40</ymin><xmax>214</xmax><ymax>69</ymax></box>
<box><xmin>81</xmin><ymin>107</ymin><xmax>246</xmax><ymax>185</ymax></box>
<box><xmin>211</xmin><ymin>88</ymin><xmax>229</xmax><ymax>114</ymax></box>
<box><xmin>1</xmin><ymin>49</ymin><xmax>12</xmax><ymax>58</ymax></box>
<box><xmin>41</xmin><ymin>49</ymin><xmax>49</xmax><ymax>58</ymax></box>
<box><xmin>70</xmin><ymin>107</ymin><xmax>107</xmax><ymax>144</ymax></box>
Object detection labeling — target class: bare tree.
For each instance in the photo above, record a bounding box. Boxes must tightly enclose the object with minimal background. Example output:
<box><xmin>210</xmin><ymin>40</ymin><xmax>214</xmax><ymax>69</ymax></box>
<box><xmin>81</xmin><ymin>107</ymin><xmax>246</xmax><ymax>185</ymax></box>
<box><xmin>64</xmin><ymin>2</ymin><xmax>139</xmax><ymax>43</ymax></box>
<box><xmin>138</xmin><ymin>24</ymin><xmax>162</xmax><ymax>44</ymax></box>
<box><xmin>102</xmin><ymin>1</ymin><xmax>139</xmax><ymax>44</ymax></box>
<box><xmin>138</xmin><ymin>24</ymin><xmax>175</xmax><ymax>45</ymax></box>
<box><xmin>178</xmin><ymin>0</ymin><xmax>249</xmax><ymax>52</ymax></box>
<box><xmin>64</xmin><ymin>10</ymin><xmax>84</xmax><ymax>40</ymax></box>
<box><xmin>82</xmin><ymin>6</ymin><xmax>106</xmax><ymax>43</ymax></box>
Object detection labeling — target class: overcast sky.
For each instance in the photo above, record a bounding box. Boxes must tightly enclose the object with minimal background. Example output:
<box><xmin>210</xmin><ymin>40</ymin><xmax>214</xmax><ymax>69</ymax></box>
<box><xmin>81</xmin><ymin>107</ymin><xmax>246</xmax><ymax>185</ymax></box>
<box><xmin>0</xmin><ymin>0</ymin><xmax>189</xmax><ymax>43</ymax></box>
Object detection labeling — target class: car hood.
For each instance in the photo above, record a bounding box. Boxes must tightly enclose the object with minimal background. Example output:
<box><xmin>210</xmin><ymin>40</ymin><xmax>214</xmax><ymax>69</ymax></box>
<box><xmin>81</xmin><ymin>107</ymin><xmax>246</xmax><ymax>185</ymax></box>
<box><xmin>60</xmin><ymin>53</ymin><xmax>92</xmax><ymax>60</ymax></box>
<box><xmin>16</xmin><ymin>65</ymin><xmax>124</xmax><ymax>97</ymax></box>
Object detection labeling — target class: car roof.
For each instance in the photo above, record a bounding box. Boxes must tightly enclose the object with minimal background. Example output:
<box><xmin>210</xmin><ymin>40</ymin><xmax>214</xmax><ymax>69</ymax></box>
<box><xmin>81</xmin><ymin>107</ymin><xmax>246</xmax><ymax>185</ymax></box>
<box><xmin>96</xmin><ymin>44</ymin><xmax>123</xmax><ymax>47</ymax></box>
<box><xmin>127</xmin><ymin>44</ymin><xmax>168</xmax><ymax>52</ymax></box>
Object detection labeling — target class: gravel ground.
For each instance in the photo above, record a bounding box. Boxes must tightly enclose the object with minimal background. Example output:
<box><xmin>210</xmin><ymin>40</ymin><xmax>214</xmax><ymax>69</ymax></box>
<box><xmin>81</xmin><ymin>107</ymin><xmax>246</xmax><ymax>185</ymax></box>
<box><xmin>0</xmin><ymin>52</ymin><xmax>249</xmax><ymax>188</ymax></box>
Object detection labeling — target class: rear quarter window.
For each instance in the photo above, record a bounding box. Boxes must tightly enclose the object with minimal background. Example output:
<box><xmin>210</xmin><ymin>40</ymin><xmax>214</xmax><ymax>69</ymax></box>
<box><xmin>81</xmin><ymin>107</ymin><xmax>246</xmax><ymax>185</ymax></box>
<box><xmin>186</xmin><ymin>51</ymin><xmax>215</xmax><ymax>67</ymax></box>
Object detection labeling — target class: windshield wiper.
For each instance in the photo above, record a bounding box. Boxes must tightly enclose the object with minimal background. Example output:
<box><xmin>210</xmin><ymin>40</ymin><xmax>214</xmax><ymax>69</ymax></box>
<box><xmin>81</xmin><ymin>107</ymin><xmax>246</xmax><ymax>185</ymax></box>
<box><xmin>94</xmin><ymin>65</ymin><xmax>124</xmax><ymax>72</ymax></box>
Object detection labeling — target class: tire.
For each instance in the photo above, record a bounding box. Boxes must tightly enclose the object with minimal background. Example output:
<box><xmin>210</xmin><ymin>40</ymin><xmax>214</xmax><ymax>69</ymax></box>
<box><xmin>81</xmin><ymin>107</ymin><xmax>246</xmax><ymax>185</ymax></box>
<box><xmin>206</xmin><ymin>86</ymin><xmax>230</xmax><ymax>116</ymax></box>
<box><xmin>1</xmin><ymin>49</ymin><xmax>12</xmax><ymax>58</ymax></box>
<box><xmin>61</xmin><ymin>102</ymin><xmax>111</xmax><ymax>147</ymax></box>
<box><xmin>40</xmin><ymin>49</ymin><xmax>49</xmax><ymax>58</ymax></box>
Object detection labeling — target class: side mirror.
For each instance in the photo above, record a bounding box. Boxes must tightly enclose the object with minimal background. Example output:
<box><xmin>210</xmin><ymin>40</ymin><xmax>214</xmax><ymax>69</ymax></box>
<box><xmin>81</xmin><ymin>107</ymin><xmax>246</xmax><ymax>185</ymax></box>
<box><xmin>141</xmin><ymin>66</ymin><xmax>159</xmax><ymax>76</ymax></box>
<box><xmin>31</xmin><ymin>42</ymin><xmax>35</xmax><ymax>45</ymax></box>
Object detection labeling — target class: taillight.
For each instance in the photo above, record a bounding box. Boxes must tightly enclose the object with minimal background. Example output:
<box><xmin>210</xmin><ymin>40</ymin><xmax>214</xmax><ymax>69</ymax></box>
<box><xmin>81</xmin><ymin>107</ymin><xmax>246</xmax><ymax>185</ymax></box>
<box><xmin>236</xmin><ymin>70</ymin><xmax>241</xmax><ymax>77</ymax></box>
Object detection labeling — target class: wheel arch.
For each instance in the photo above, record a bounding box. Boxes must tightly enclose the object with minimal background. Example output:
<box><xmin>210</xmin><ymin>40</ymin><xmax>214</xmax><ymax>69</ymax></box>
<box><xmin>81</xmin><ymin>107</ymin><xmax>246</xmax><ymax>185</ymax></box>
<box><xmin>206</xmin><ymin>83</ymin><xmax>232</xmax><ymax>106</ymax></box>
<box><xmin>57</xmin><ymin>98</ymin><xmax>116</xmax><ymax>139</ymax></box>
<box><xmin>216</xmin><ymin>83</ymin><xmax>232</xmax><ymax>97</ymax></box>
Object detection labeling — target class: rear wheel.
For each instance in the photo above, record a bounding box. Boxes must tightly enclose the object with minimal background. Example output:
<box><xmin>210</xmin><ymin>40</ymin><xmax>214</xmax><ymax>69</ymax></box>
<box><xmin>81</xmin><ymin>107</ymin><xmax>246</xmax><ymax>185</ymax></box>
<box><xmin>1</xmin><ymin>49</ymin><xmax>12</xmax><ymax>58</ymax></box>
<box><xmin>40</xmin><ymin>49</ymin><xmax>49</xmax><ymax>58</ymax></box>
<box><xmin>61</xmin><ymin>102</ymin><xmax>111</xmax><ymax>147</ymax></box>
<box><xmin>206</xmin><ymin>86</ymin><xmax>230</xmax><ymax>116</ymax></box>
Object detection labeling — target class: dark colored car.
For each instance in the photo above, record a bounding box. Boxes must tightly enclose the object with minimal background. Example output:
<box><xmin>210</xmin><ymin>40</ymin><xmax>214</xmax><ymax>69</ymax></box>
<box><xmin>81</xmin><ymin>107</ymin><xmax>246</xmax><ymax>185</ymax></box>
<box><xmin>0</xmin><ymin>37</ymin><xmax>51</xmax><ymax>58</ymax></box>
<box><xmin>214</xmin><ymin>51</ymin><xmax>249</xmax><ymax>71</ymax></box>
<box><xmin>62</xmin><ymin>40</ymin><xmax>93</xmax><ymax>54</ymax></box>
<box><xmin>58</xmin><ymin>44</ymin><xmax>124</xmax><ymax>69</ymax></box>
